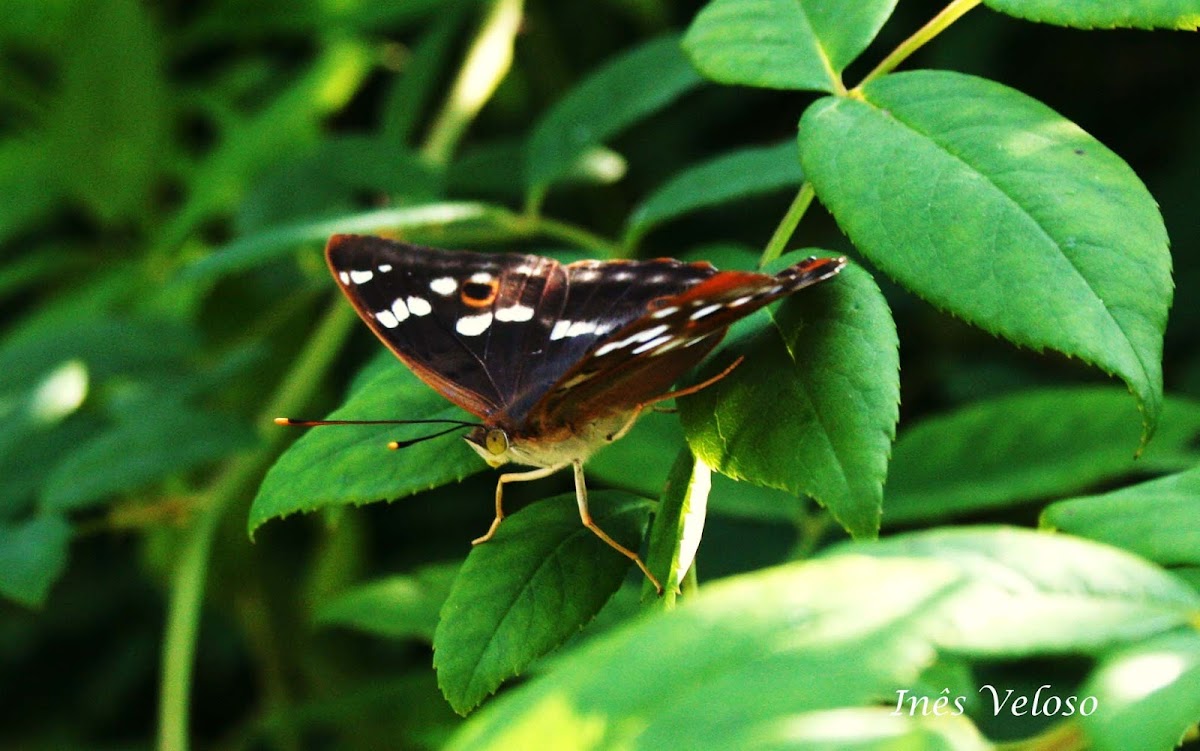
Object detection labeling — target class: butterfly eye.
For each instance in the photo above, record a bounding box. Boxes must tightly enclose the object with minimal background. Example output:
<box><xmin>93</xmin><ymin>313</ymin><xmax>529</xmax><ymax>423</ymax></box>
<box><xmin>484</xmin><ymin>428</ymin><xmax>509</xmax><ymax>455</ymax></box>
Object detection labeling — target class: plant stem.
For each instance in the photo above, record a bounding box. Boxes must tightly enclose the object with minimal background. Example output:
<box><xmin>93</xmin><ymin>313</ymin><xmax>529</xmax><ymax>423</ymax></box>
<box><xmin>420</xmin><ymin>0</ymin><xmax>525</xmax><ymax>165</ymax></box>
<box><xmin>857</xmin><ymin>0</ymin><xmax>981</xmax><ymax>88</ymax></box>
<box><xmin>760</xmin><ymin>183</ymin><xmax>815</xmax><ymax>267</ymax></box>
<box><xmin>157</xmin><ymin>301</ymin><xmax>356</xmax><ymax>751</ymax></box>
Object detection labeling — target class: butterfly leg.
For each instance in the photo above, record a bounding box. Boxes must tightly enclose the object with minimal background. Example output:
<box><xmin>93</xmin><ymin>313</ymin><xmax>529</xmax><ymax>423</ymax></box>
<box><xmin>572</xmin><ymin>460</ymin><xmax>663</xmax><ymax>595</ymax></box>
<box><xmin>605</xmin><ymin>356</ymin><xmax>746</xmax><ymax>444</ymax></box>
<box><xmin>472</xmin><ymin>464</ymin><xmax>567</xmax><ymax>545</ymax></box>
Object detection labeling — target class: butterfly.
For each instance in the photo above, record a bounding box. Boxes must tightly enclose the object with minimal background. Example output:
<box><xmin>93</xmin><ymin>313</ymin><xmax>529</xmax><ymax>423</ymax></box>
<box><xmin>282</xmin><ymin>235</ymin><xmax>845</xmax><ymax>593</ymax></box>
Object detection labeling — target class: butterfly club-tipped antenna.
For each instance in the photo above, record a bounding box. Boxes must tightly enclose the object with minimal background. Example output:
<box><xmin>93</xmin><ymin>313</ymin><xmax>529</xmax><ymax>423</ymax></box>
<box><xmin>274</xmin><ymin>416</ymin><xmax>483</xmax><ymax>449</ymax></box>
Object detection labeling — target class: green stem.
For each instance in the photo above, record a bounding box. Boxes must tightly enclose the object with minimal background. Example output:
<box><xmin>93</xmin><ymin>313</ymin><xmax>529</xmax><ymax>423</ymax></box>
<box><xmin>157</xmin><ymin>301</ymin><xmax>356</xmax><ymax>751</ymax></box>
<box><xmin>857</xmin><ymin>0</ymin><xmax>981</xmax><ymax>88</ymax></box>
<box><xmin>760</xmin><ymin>183</ymin><xmax>815</xmax><ymax>267</ymax></box>
<box><xmin>420</xmin><ymin>0</ymin><xmax>525</xmax><ymax>165</ymax></box>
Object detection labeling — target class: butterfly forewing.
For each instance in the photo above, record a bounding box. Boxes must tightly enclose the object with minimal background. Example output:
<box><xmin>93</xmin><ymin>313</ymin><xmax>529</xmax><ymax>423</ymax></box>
<box><xmin>326</xmin><ymin>236</ymin><xmax>721</xmax><ymax>423</ymax></box>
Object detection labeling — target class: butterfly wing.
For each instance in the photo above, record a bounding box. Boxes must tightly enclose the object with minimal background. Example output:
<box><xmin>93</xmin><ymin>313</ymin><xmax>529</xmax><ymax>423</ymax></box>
<box><xmin>529</xmin><ymin>255</ymin><xmax>846</xmax><ymax>429</ymax></box>
<box><xmin>326</xmin><ymin>235</ymin><xmax>720</xmax><ymax>422</ymax></box>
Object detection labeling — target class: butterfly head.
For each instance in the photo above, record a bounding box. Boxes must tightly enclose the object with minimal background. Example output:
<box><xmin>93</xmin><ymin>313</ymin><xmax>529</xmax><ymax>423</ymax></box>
<box><xmin>465</xmin><ymin>426</ymin><xmax>512</xmax><ymax>468</ymax></box>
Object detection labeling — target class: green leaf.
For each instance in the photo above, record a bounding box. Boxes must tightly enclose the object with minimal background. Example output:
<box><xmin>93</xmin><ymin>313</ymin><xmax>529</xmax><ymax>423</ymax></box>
<box><xmin>41</xmin><ymin>411</ymin><xmax>257</xmax><ymax>512</ymax></box>
<box><xmin>181</xmin><ymin>202</ymin><xmax>500</xmax><ymax>283</ymax></box>
<box><xmin>1081</xmin><ymin>631</ymin><xmax>1200</xmax><ymax>751</ymax></box>
<box><xmin>0</xmin><ymin>514</ymin><xmax>71</xmax><ymax>608</ymax></box>
<box><xmin>381</xmin><ymin>0</ymin><xmax>475</xmax><ymax>143</ymax></box>
<box><xmin>683</xmin><ymin>0</ymin><xmax>899</xmax><ymax>92</ymax></box>
<box><xmin>44</xmin><ymin>0</ymin><xmax>169</xmax><ymax>223</ymax></box>
<box><xmin>315</xmin><ymin>562</ymin><xmax>461</xmax><ymax>642</ymax></box>
<box><xmin>236</xmin><ymin>137</ymin><xmax>443</xmax><ymax>232</ymax></box>
<box><xmin>434</xmin><ymin>491</ymin><xmax>651</xmax><ymax>715</ymax></box>
<box><xmin>526</xmin><ymin>35</ymin><xmax>704</xmax><ymax>191</ymax></box>
<box><xmin>837</xmin><ymin>526</ymin><xmax>1200</xmax><ymax>655</ymax></box>
<box><xmin>1041</xmin><ymin>465</ymin><xmax>1200</xmax><ymax>567</ymax></box>
<box><xmin>447</xmin><ymin>554</ymin><xmax>964</xmax><ymax>750</ymax></box>
<box><xmin>984</xmin><ymin>0</ymin><xmax>1200</xmax><ymax>30</ymax></box>
<box><xmin>885</xmin><ymin>388</ymin><xmax>1200</xmax><ymax>525</ymax></box>
<box><xmin>249</xmin><ymin>362</ymin><xmax>484</xmax><ymax>535</ymax></box>
<box><xmin>798</xmin><ymin>71</ymin><xmax>1172</xmax><ymax>441</ymax></box>
<box><xmin>643</xmin><ymin>450</ymin><xmax>710</xmax><ymax>605</ymax></box>
<box><xmin>625</xmin><ymin>140</ymin><xmax>803</xmax><ymax>244</ymax></box>
<box><xmin>448</xmin><ymin>526</ymin><xmax>1198</xmax><ymax>749</ymax></box>
<box><xmin>679</xmin><ymin>256</ymin><xmax>899</xmax><ymax>539</ymax></box>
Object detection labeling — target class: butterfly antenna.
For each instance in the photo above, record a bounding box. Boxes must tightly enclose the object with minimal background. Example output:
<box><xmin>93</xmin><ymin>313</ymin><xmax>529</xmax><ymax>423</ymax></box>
<box><xmin>387</xmin><ymin>424</ymin><xmax>468</xmax><ymax>450</ymax></box>
<box><xmin>274</xmin><ymin>417</ymin><xmax>482</xmax><ymax>428</ymax></box>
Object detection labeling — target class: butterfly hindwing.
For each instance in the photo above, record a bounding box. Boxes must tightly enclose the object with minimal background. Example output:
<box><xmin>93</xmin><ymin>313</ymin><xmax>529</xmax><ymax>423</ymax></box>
<box><xmin>530</xmin><ymin>256</ymin><xmax>847</xmax><ymax>428</ymax></box>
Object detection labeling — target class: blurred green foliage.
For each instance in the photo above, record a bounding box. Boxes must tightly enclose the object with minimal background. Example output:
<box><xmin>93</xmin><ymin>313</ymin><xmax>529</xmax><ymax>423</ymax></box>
<box><xmin>1</xmin><ymin>0</ymin><xmax>1198</xmax><ymax>749</ymax></box>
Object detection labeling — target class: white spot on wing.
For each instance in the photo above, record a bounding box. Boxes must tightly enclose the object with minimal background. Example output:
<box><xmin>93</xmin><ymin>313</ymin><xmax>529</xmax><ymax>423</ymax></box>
<box><xmin>550</xmin><ymin>320</ymin><xmax>572</xmax><ymax>341</ymax></box>
<box><xmin>391</xmin><ymin>298</ymin><xmax>410</xmax><ymax>322</ymax></box>
<box><xmin>495</xmin><ymin>304</ymin><xmax>534</xmax><ymax>322</ymax></box>
<box><xmin>632</xmin><ymin>334</ymin><xmax>673</xmax><ymax>355</ymax></box>
<box><xmin>594</xmin><ymin>340</ymin><xmax>625</xmax><ymax>356</ymax></box>
<box><xmin>566</xmin><ymin>321</ymin><xmax>596</xmax><ymax>337</ymax></box>
<box><xmin>375</xmin><ymin>309</ymin><xmax>399</xmax><ymax>328</ymax></box>
<box><xmin>513</xmin><ymin>264</ymin><xmax>537</xmax><ymax>275</ymax></box>
<box><xmin>456</xmin><ymin>312</ymin><xmax>493</xmax><ymax>336</ymax></box>
<box><xmin>651</xmin><ymin>306</ymin><xmax>678</xmax><ymax>319</ymax></box>
<box><xmin>338</xmin><ymin>271</ymin><xmax>350</xmax><ymax>284</ymax></box>
<box><xmin>633</xmin><ymin>324</ymin><xmax>669</xmax><ymax>343</ymax></box>
<box><xmin>349</xmin><ymin>269</ymin><xmax>373</xmax><ymax>284</ymax></box>
<box><xmin>470</xmin><ymin>271</ymin><xmax>493</xmax><ymax>284</ymax></box>
<box><xmin>378</xmin><ymin>264</ymin><xmax>393</xmax><ymax>273</ymax></box>
<box><xmin>430</xmin><ymin>277</ymin><xmax>456</xmax><ymax>296</ymax></box>
<box><xmin>407</xmin><ymin>296</ymin><xmax>432</xmax><ymax>316</ymax></box>
<box><xmin>730</xmin><ymin>295</ymin><xmax>754</xmax><ymax>307</ymax></box>
<box><xmin>690</xmin><ymin>303</ymin><xmax>722</xmax><ymax>320</ymax></box>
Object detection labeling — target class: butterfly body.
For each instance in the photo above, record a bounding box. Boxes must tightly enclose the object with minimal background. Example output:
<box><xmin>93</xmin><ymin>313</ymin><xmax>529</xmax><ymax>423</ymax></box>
<box><xmin>321</xmin><ymin>235</ymin><xmax>845</xmax><ymax>592</ymax></box>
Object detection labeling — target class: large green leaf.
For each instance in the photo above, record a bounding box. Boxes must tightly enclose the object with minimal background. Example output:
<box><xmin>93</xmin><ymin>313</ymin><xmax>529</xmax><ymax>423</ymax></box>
<box><xmin>1082</xmin><ymin>631</ymin><xmax>1200</xmax><ymax>751</ymax></box>
<box><xmin>586</xmin><ymin>408</ymin><xmax>684</xmax><ymax>499</ymax></box>
<box><xmin>315</xmin><ymin>561</ymin><xmax>461</xmax><ymax>642</ymax></box>
<box><xmin>642</xmin><ymin>450</ymin><xmax>710</xmax><ymax>605</ymax></box>
<box><xmin>799</xmin><ymin>71</ymin><xmax>1172</xmax><ymax>440</ymax></box>
<box><xmin>683</xmin><ymin>0</ymin><xmax>899</xmax><ymax>91</ymax></box>
<box><xmin>0</xmin><ymin>514</ymin><xmax>71</xmax><ymax>608</ymax></box>
<box><xmin>625</xmin><ymin>140</ymin><xmax>803</xmax><ymax>244</ymax></box>
<box><xmin>249</xmin><ymin>362</ymin><xmax>483</xmax><ymax>535</ymax></box>
<box><xmin>41</xmin><ymin>411</ymin><xmax>257</xmax><ymax>512</ymax></box>
<box><xmin>434</xmin><ymin>491</ymin><xmax>651</xmax><ymax>715</ymax></box>
<box><xmin>1041</xmin><ymin>465</ymin><xmax>1200</xmax><ymax>567</ymax></box>
<box><xmin>445</xmin><ymin>526</ymin><xmax>1200</xmax><ymax>749</ymax></box>
<box><xmin>525</xmin><ymin>35</ymin><xmax>703</xmax><ymax>191</ymax></box>
<box><xmin>885</xmin><ymin>388</ymin><xmax>1200</xmax><ymax>525</ymax></box>
<box><xmin>984</xmin><ymin>0</ymin><xmax>1200</xmax><ymax>29</ymax></box>
<box><xmin>679</xmin><ymin>256</ymin><xmax>899</xmax><ymax>538</ymax></box>
<box><xmin>839</xmin><ymin>527</ymin><xmax>1200</xmax><ymax>655</ymax></box>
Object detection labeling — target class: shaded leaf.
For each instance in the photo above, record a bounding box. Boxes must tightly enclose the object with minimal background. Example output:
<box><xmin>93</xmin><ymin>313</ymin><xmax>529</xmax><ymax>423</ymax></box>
<box><xmin>0</xmin><ymin>514</ymin><xmax>71</xmax><ymax>608</ymax></box>
<box><xmin>526</xmin><ymin>35</ymin><xmax>703</xmax><ymax>190</ymax></box>
<box><xmin>587</xmin><ymin>409</ymin><xmax>684</xmax><ymax>499</ymax></box>
<box><xmin>984</xmin><ymin>0</ymin><xmax>1200</xmax><ymax>30</ymax></box>
<box><xmin>799</xmin><ymin>71</ymin><xmax>1172</xmax><ymax>439</ymax></box>
<box><xmin>643</xmin><ymin>450</ymin><xmax>709</xmax><ymax>604</ymax></box>
<box><xmin>45</xmin><ymin>0</ymin><xmax>169</xmax><ymax>223</ymax></box>
<box><xmin>249</xmin><ymin>362</ymin><xmax>483</xmax><ymax>535</ymax></box>
<box><xmin>315</xmin><ymin>561</ymin><xmax>461</xmax><ymax>642</ymax></box>
<box><xmin>885</xmin><ymin>388</ymin><xmax>1200</xmax><ymax>525</ymax></box>
<box><xmin>679</xmin><ymin>256</ymin><xmax>899</xmax><ymax>538</ymax></box>
<box><xmin>683</xmin><ymin>0</ymin><xmax>899</xmax><ymax>91</ymax></box>
<box><xmin>434</xmin><ymin>491</ymin><xmax>651</xmax><ymax>714</ymax></box>
<box><xmin>626</xmin><ymin>140</ymin><xmax>803</xmax><ymax>244</ymax></box>
<box><xmin>41</xmin><ymin>411</ymin><xmax>258</xmax><ymax>512</ymax></box>
<box><xmin>1041</xmin><ymin>465</ymin><xmax>1200</xmax><ymax>567</ymax></box>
